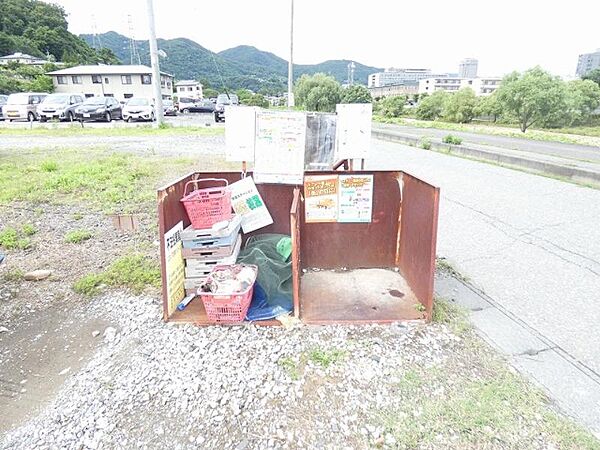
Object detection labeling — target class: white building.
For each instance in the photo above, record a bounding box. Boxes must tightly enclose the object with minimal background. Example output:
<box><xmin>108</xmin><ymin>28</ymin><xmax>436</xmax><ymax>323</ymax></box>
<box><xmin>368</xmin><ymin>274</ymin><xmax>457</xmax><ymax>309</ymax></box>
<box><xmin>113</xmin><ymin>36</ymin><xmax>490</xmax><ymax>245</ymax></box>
<box><xmin>368</xmin><ymin>68</ymin><xmax>449</xmax><ymax>88</ymax></box>
<box><xmin>368</xmin><ymin>84</ymin><xmax>419</xmax><ymax>98</ymax></box>
<box><xmin>458</xmin><ymin>58</ymin><xmax>478</xmax><ymax>78</ymax></box>
<box><xmin>175</xmin><ymin>80</ymin><xmax>203</xmax><ymax>99</ymax></box>
<box><xmin>0</xmin><ymin>52</ymin><xmax>48</xmax><ymax>66</ymax></box>
<box><xmin>46</xmin><ymin>65</ymin><xmax>174</xmax><ymax>102</ymax></box>
<box><xmin>418</xmin><ymin>77</ymin><xmax>501</xmax><ymax>96</ymax></box>
<box><xmin>576</xmin><ymin>49</ymin><xmax>600</xmax><ymax>77</ymax></box>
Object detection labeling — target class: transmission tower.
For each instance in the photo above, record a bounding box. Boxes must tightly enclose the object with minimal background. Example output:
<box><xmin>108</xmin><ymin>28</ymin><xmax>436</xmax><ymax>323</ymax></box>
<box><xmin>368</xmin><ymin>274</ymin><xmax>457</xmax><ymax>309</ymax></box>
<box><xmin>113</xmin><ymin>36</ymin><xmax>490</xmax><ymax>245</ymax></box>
<box><xmin>128</xmin><ymin>15</ymin><xmax>141</xmax><ymax>65</ymax></box>
<box><xmin>91</xmin><ymin>15</ymin><xmax>102</xmax><ymax>49</ymax></box>
<box><xmin>347</xmin><ymin>61</ymin><xmax>356</xmax><ymax>86</ymax></box>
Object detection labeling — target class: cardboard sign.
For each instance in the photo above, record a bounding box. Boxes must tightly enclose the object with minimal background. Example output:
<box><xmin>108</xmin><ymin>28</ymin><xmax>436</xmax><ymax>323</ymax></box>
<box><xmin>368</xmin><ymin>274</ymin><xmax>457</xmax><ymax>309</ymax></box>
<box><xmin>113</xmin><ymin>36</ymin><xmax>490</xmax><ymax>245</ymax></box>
<box><xmin>164</xmin><ymin>221</ymin><xmax>185</xmax><ymax>315</ymax></box>
<box><xmin>225</xmin><ymin>106</ymin><xmax>256</xmax><ymax>162</ymax></box>
<box><xmin>338</xmin><ymin>175</ymin><xmax>374</xmax><ymax>223</ymax></box>
<box><xmin>229</xmin><ymin>176</ymin><xmax>273</xmax><ymax>233</ymax></box>
<box><xmin>254</xmin><ymin>110</ymin><xmax>306</xmax><ymax>184</ymax></box>
<box><xmin>304</xmin><ymin>175</ymin><xmax>339</xmax><ymax>223</ymax></box>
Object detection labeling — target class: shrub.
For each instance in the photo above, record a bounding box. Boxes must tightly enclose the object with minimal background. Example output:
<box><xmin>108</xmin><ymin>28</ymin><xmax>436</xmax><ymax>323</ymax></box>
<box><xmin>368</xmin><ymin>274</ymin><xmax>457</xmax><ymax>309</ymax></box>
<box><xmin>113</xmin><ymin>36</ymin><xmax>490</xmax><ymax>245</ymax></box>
<box><xmin>377</xmin><ymin>96</ymin><xmax>406</xmax><ymax>118</ymax></box>
<box><xmin>443</xmin><ymin>134</ymin><xmax>463</xmax><ymax>145</ymax></box>
<box><xmin>420</xmin><ymin>138</ymin><xmax>432</xmax><ymax>150</ymax></box>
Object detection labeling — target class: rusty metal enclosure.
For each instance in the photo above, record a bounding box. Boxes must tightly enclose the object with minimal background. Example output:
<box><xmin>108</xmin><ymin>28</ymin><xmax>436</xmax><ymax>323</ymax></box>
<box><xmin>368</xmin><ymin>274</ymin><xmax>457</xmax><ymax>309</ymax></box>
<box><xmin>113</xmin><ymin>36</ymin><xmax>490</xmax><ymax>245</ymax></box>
<box><xmin>157</xmin><ymin>170</ymin><xmax>439</xmax><ymax>325</ymax></box>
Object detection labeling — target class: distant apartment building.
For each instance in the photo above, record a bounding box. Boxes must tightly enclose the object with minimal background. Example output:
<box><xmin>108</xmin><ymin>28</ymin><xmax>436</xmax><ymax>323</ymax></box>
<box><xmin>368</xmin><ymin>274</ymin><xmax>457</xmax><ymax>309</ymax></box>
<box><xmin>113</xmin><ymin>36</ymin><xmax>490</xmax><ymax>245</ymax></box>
<box><xmin>47</xmin><ymin>65</ymin><xmax>173</xmax><ymax>101</ymax></box>
<box><xmin>368</xmin><ymin>84</ymin><xmax>419</xmax><ymax>98</ymax></box>
<box><xmin>458</xmin><ymin>58</ymin><xmax>478</xmax><ymax>78</ymax></box>
<box><xmin>175</xmin><ymin>80</ymin><xmax>203</xmax><ymax>99</ymax></box>
<box><xmin>367</xmin><ymin>68</ymin><xmax>448</xmax><ymax>88</ymax></box>
<box><xmin>0</xmin><ymin>52</ymin><xmax>48</xmax><ymax>66</ymax></box>
<box><xmin>418</xmin><ymin>77</ymin><xmax>501</xmax><ymax>96</ymax></box>
<box><xmin>576</xmin><ymin>49</ymin><xmax>600</xmax><ymax>77</ymax></box>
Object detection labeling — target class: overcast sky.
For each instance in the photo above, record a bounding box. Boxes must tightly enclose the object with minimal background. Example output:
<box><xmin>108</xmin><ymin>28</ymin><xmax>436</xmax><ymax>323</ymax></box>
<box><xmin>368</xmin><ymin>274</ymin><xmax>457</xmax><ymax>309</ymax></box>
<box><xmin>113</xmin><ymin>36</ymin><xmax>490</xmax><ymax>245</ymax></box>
<box><xmin>46</xmin><ymin>0</ymin><xmax>598</xmax><ymax>79</ymax></box>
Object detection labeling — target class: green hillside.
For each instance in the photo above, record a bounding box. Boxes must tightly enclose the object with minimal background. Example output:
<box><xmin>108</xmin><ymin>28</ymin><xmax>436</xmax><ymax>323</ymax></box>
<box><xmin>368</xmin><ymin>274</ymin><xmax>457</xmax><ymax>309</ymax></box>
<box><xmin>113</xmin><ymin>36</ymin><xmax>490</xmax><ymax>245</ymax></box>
<box><xmin>80</xmin><ymin>32</ymin><xmax>382</xmax><ymax>93</ymax></box>
<box><xmin>0</xmin><ymin>0</ymin><xmax>115</xmax><ymax>64</ymax></box>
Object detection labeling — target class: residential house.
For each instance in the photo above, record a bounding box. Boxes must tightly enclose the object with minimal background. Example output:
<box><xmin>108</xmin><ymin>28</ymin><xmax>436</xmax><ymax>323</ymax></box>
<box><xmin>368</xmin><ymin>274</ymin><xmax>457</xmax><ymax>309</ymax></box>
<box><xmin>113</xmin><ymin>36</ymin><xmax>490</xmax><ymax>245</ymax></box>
<box><xmin>46</xmin><ymin>65</ymin><xmax>174</xmax><ymax>101</ymax></box>
<box><xmin>175</xmin><ymin>80</ymin><xmax>203</xmax><ymax>99</ymax></box>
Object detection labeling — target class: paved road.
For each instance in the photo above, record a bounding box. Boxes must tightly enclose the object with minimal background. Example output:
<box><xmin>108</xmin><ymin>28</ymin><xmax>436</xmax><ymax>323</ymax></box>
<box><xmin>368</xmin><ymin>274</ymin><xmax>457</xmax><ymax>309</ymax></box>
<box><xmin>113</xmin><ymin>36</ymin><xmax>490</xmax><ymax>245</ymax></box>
<box><xmin>373</xmin><ymin>122</ymin><xmax>600</xmax><ymax>164</ymax></box>
<box><xmin>368</xmin><ymin>139</ymin><xmax>600</xmax><ymax>378</ymax></box>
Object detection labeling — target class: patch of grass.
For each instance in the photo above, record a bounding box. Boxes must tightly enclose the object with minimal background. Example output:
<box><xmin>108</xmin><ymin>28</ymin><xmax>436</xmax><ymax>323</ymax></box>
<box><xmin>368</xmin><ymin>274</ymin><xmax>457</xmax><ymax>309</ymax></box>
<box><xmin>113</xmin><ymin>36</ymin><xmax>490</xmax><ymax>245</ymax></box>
<box><xmin>420</xmin><ymin>138</ymin><xmax>432</xmax><ymax>150</ymax></box>
<box><xmin>21</xmin><ymin>223</ymin><xmax>37</xmax><ymax>236</ymax></box>
<box><xmin>72</xmin><ymin>213</ymin><xmax>83</xmax><ymax>220</ymax></box>
<box><xmin>413</xmin><ymin>303</ymin><xmax>426</xmax><ymax>313</ymax></box>
<box><xmin>2</xmin><ymin>268</ymin><xmax>25</xmax><ymax>282</ymax></box>
<box><xmin>308</xmin><ymin>348</ymin><xmax>346</xmax><ymax>368</ymax></box>
<box><xmin>65</xmin><ymin>229</ymin><xmax>93</xmax><ymax>244</ymax></box>
<box><xmin>0</xmin><ymin>227</ymin><xmax>31</xmax><ymax>250</ymax></box>
<box><xmin>73</xmin><ymin>253</ymin><xmax>161</xmax><ymax>297</ymax></box>
<box><xmin>383</xmin><ymin>365</ymin><xmax>600</xmax><ymax>450</ymax></box>
<box><xmin>0</xmin><ymin>125</ymin><xmax>223</xmax><ymax>138</ymax></box>
<box><xmin>0</xmin><ymin>148</ymin><xmax>197</xmax><ymax>213</ymax></box>
<box><xmin>443</xmin><ymin>134</ymin><xmax>463</xmax><ymax>145</ymax></box>
<box><xmin>436</xmin><ymin>257</ymin><xmax>469</xmax><ymax>282</ymax></box>
<box><xmin>433</xmin><ymin>297</ymin><xmax>471</xmax><ymax>335</ymax></box>
<box><xmin>278</xmin><ymin>357</ymin><xmax>301</xmax><ymax>380</ymax></box>
<box><xmin>40</xmin><ymin>160</ymin><xmax>58</xmax><ymax>172</ymax></box>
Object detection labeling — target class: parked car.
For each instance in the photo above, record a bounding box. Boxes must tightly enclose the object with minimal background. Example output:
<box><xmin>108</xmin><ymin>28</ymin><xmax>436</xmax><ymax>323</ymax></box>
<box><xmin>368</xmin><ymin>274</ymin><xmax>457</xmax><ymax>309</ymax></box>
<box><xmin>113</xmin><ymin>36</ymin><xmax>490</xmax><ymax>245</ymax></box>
<box><xmin>214</xmin><ymin>93</ymin><xmax>239</xmax><ymax>123</ymax></box>
<box><xmin>0</xmin><ymin>95</ymin><xmax>7</xmax><ymax>121</ymax></box>
<box><xmin>75</xmin><ymin>96</ymin><xmax>123</xmax><ymax>122</ymax></box>
<box><xmin>4</xmin><ymin>92</ymin><xmax>47</xmax><ymax>121</ymax></box>
<box><xmin>123</xmin><ymin>97</ymin><xmax>155</xmax><ymax>122</ymax></box>
<box><xmin>162</xmin><ymin>99</ymin><xmax>177</xmax><ymax>116</ymax></box>
<box><xmin>37</xmin><ymin>93</ymin><xmax>84</xmax><ymax>122</ymax></box>
<box><xmin>178</xmin><ymin>97</ymin><xmax>214</xmax><ymax>113</ymax></box>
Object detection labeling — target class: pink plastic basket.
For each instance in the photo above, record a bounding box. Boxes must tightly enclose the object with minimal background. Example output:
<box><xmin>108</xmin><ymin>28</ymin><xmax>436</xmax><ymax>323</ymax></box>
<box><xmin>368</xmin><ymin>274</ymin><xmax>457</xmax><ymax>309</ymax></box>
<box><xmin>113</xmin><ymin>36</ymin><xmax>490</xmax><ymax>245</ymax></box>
<box><xmin>180</xmin><ymin>178</ymin><xmax>232</xmax><ymax>229</ymax></box>
<box><xmin>200</xmin><ymin>265</ymin><xmax>257</xmax><ymax>324</ymax></box>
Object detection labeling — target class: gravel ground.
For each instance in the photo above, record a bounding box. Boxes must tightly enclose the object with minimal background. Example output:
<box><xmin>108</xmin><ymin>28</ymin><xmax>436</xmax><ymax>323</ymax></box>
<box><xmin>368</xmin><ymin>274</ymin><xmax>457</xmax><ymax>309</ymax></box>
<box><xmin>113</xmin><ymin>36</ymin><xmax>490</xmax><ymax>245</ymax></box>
<box><xmin>1</xmin><ymin>292</ymin><xmax>458</xmax><ymax>450</ymax></box>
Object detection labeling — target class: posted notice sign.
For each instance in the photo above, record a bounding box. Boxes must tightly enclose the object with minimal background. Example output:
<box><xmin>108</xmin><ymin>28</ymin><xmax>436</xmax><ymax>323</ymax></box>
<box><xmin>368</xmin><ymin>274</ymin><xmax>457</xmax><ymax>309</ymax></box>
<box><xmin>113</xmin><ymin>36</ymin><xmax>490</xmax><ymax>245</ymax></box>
<box><xmin>164</xmin><ymin>221</ymin><xmax>185</xmax><ymax>315</ymax></box>
<box><xmin>304</xmin><ymin>175</ymin><xmax>339</xmax><ymax>223</ymax></box>
<box><xmin>229</xmin><ymin>176</ymin><xmax>274</xmax><ymax>233</ymax></box>
<box><xmin>303</xmin><ymin>175</ymin><xmax>373</xmax><ymax>223</ymax></box>
<box><xmin>338</xmin><ymin>175</ymin><xmax>374</xmax><ymax>223</ymax></box>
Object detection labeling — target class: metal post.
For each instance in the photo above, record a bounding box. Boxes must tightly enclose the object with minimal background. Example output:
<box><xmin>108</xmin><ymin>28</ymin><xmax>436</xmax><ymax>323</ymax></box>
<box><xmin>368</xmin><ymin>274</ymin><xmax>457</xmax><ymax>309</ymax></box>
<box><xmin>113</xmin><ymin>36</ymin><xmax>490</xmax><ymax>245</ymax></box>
<box><xmin>287</xmin><ymin>0</ymin><xmax>295</xmax><ymax>108</ymax></box>
<box><xmin>146</xmin><ymin>0</ymin><xmax>164</xmax><ymax>127</ymax></box>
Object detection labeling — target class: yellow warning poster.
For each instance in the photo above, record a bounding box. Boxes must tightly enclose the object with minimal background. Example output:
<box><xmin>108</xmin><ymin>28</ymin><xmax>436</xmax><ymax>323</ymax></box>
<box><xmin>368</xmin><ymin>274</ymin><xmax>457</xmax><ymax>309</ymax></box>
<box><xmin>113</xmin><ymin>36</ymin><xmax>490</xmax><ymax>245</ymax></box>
<box><xmin>304</xmin><ymin>175</ymin><xmax>339</xmax><ymax>223</ymax></box>
<box><xmin>164</xmin><ymin>221</ymin><xmax>185</xmax><ymax>315</ymax></box>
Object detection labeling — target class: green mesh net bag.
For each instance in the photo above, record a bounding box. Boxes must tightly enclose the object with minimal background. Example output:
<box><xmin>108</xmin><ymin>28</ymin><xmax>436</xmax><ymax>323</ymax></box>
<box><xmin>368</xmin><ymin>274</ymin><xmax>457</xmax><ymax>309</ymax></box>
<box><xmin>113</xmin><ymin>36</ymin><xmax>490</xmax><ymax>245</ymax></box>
<box><xmin>236</xmin><ymin>234</ymin><xmax>292</xmax><ymax>307</ymax></box>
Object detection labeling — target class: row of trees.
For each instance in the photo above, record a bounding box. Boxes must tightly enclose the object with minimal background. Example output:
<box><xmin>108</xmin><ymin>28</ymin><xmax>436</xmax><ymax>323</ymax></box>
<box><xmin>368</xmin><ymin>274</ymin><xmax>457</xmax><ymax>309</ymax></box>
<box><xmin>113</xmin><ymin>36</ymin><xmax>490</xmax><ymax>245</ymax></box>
<box><xmin>416</xmin><ymin>67</ymin><xmax>600</xmax><ymax>132</ymax></box>
<box><xmin>0</xmin><ymin>62</ymin><xmax>55</xmax><ymax>95</ymax></box>
<box><xmin>294</xmin><ymin>73</ymin><xmax>371</xmax><ymax>112</ymax></box>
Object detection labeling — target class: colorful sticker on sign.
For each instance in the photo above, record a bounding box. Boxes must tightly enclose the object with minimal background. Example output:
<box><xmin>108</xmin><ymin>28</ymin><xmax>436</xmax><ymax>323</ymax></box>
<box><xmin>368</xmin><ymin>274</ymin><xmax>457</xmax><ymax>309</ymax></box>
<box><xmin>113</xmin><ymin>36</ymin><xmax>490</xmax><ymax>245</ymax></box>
<box><xmin>338</xmin><ymin>175</ymin><xmax>373</xmax><ymax>223</ymax></box>
<box><xmin>164</xmin><ymin>221</ymin><xmax>185</xmax><ymax>315</ymax></box>
<box><xmin>304</xmin><ymin>175</ymin><xmax>339</xmax><ymax>223</ymax></box>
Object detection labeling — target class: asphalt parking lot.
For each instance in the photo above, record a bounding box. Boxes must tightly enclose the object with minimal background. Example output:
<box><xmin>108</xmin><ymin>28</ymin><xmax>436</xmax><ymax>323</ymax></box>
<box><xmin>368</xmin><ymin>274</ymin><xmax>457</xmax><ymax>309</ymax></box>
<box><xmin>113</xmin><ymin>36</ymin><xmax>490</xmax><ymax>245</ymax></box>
<box><xmin>0</xmin><ymin>111</ymin><xmax>219</xmax><ymax>129</ymax></box>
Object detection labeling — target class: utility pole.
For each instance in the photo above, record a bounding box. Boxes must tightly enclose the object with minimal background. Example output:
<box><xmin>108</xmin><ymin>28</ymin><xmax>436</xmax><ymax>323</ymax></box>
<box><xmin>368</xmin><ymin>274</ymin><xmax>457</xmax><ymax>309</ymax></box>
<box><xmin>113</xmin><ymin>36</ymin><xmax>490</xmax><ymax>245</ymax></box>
<box><xmin>287</xmin><ymin>0</ymin><xmax>295</xmax><ymax>108</ymax></box>
<box><xmin>146</xmin><ymin>0</ymin><xmax>164</xmax><ymax>126</ymax></box>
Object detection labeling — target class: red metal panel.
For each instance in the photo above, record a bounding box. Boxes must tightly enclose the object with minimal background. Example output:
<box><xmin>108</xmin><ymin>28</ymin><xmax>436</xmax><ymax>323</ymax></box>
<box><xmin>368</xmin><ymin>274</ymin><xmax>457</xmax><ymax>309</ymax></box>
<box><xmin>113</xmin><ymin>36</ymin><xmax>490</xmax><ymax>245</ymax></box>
<box><xmin>300</xmin><ymin>171</ymin><xmax>401</xmax><ymax>269</ymax></box>
<box><xmin>290</xmin><ymin>188</ymin><xmax>301</xmax><ymax>318</ymax></box>
<box><xmin>397</xmin><ymin>173</ymin><xmax>440</xmax><ymax>320</ymax></box>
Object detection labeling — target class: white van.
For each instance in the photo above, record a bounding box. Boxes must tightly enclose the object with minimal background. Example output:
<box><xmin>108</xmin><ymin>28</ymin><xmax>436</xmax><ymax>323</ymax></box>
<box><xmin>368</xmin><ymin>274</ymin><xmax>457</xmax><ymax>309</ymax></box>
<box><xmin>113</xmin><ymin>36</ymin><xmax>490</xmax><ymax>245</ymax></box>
<box><xmin>4</xmin><ymin>92</ymin><xmax>47</xmax><ymax>121</ymax></box>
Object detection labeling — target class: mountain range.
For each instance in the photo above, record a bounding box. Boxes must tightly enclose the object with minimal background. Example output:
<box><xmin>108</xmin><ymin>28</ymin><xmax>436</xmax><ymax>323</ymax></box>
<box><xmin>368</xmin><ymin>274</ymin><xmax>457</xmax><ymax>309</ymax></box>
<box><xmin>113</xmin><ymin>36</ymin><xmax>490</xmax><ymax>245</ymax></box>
<box><xmin>80</xmin><ymin>31</ymin><xmax>382</xmax><ymax>94</ymax></box>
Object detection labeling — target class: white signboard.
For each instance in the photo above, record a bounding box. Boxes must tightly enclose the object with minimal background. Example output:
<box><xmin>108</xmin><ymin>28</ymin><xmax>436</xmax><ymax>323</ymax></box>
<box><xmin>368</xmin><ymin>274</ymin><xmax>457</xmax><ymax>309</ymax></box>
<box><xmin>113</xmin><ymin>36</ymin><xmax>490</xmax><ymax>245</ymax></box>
<box><xmin>335</xmin><ymin>103</ymin><xmax>372</xmax><ymax>160</ymax></box>
<box><xmin>229</xmin><ymin>176</ymin><xmax>273</xmax><ymax>233</ymax></box>
<box><xmin>225</xmin><ymin>106</ymin><xmax>257</xmax><ymax>162</ymax></box>
<box><xmin>254</xmin><ymin>110</ymin><xmax>307</xmax><ymax>184</ymax></box>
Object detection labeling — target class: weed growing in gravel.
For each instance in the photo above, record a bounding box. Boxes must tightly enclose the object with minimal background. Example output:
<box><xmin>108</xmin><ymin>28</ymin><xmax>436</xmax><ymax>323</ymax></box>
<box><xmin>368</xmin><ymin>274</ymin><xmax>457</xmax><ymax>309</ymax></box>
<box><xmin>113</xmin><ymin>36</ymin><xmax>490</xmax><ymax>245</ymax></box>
<box><xmin>420</xmin><ymin>138</ymin><xmax>432</xmax><ymax>150</ymax></box>
<box><xmin>72</xmin><ymin>213</ymin><xmax>83</xmax><ymax>220</ymax></box>
<box><xmin>65</xmin><ymin>230</ymin><xmax>93</xmax><ymax>244</ymax></box>
<box><xmin>73</xmin><ymin>253</ymin><xmax>161</xmax><ymax>296</ymax></box>
<box><xmin>278</xmin><ymin>357</ymin><xmax>301</xmax><ymax>380</ymax></box>
<box><xmin>432</xmin><ymin>297</ymin><xmax>471</xmax><ymax>335</ymax></box>
<box><xmin>2</xmin><ymin>268</ymin><xmax>25</xmax><ymax>282</ymax></box>
<box><xmin>0</xmin><ymin>227</ymin><xmax>31</xmax><ymax>250</ymax></box>
<box><xmin>308</xmin><ymin>348</ymin><xmax>346</xmax><ymax>368</ymax></box>
<box><xmin>21</xmin><ymin>223</ymin><xmax>37</xmax><ymax>236</ymax></box>
<box><xmin>436</xmin><ymin>257</ymin><xmax>470</xmax><ymax>282</ymax></box>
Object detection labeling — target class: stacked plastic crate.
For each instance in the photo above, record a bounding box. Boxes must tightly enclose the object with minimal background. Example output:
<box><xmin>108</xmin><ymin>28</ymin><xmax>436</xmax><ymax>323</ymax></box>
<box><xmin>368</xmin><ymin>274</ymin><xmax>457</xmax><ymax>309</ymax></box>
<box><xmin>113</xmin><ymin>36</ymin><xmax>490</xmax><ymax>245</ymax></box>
<box><xmin>181</xmin><ymin>215</ymin><xmax>243</xmax><ymax>296</ymax></box>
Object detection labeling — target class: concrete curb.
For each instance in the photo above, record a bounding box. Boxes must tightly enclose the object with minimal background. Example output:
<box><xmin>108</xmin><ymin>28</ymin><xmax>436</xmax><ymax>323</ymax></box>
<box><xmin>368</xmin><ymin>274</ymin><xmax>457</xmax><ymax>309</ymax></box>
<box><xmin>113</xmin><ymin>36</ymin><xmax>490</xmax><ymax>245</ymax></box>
<box><xmin>435</xmin><ymin>271</ymin><xmax>600</xmax><ymax>437</ymax></box>
<box><xmin>373</xmin><ymin>129</ymin><xmax>600</xmax><ymax>187</ymax></box>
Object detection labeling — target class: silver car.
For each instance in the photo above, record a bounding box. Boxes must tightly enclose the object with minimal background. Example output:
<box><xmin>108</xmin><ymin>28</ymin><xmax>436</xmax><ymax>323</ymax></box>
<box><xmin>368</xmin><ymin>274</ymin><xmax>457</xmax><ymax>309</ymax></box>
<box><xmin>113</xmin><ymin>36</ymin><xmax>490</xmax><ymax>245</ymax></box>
<box><xmin>37</xmin><ymin>93</ymin><xmax>84</xmax><ymax>122</ymax></box>
<box><xmin>123</xmin><ymin>97</ymin><xmax>155</xmax><ymax>122</ymax></box>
